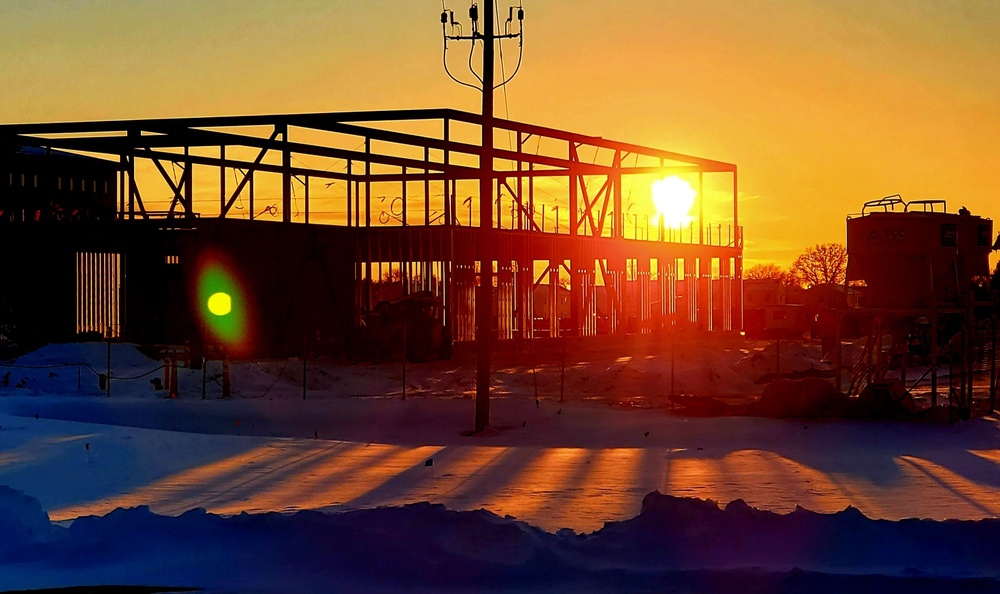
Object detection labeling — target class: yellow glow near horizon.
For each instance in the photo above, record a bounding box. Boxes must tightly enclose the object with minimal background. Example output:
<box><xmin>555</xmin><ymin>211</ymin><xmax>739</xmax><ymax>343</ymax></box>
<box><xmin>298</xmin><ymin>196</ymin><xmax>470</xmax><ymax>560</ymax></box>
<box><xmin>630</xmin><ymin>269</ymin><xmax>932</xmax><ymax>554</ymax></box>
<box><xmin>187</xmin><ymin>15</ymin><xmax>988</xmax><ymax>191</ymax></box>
<box><xmin>651</xmin><ymin>177</ymin><xmax>696</xmax><ymax>229</ymax></box>
<box><xmin>207</xmin><ymin>292</ymin><xmax>232</xmax><ymax>316</ymax></box>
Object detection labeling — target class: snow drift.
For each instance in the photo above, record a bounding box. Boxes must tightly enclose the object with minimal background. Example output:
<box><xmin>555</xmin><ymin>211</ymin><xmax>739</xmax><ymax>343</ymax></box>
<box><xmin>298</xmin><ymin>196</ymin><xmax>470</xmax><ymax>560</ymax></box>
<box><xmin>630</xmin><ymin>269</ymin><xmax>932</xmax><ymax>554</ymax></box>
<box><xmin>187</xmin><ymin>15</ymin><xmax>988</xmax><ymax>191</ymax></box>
<box><xmin>2</xmin><ymin>486</ymin><xmax>999</xmax><ymax>594</ymax></box>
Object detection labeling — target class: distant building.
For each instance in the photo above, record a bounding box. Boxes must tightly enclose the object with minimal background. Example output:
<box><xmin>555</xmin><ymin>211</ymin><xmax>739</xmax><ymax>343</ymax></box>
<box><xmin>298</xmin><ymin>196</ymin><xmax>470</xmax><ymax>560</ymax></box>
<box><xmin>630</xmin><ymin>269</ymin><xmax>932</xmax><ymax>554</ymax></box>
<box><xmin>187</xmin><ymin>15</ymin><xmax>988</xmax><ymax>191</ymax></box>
<box><xmin>794</xmin><ymin>283</ymin><xmax>862</xmax><ymax>312</ymax></box>
<box><xmin>0</xmin><ymin>147</ymin><xmax>120</xmax><ymax>346</ymax></box>
<box><xmin>1</xmin><ymin>145</ymin><xmax>117</xmax><ymax>223</ymax></box>
<box><xmin>743</xmin><ymin>279</ymin><xmax>803</xmax><ymax>338</ymax></box>
<box><xmin>745</xmin><ymin>278</ymin><xmax>787</xmax><ymax>308</ymax></box>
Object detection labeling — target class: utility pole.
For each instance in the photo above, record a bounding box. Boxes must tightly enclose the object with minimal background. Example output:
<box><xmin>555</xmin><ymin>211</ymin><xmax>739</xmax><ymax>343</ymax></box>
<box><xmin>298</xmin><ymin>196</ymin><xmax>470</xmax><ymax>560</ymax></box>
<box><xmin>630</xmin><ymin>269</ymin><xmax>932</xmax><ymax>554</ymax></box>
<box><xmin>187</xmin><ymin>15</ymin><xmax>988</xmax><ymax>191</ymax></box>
<box><xmin>476</xmin><ymin>2</ymin><xmax>496</xmax><ymax>434</ymax></box>
<box><xmin>441</xmin><ymin>2</ymin><xmax>524</xmax><ymax>433</ymax></box>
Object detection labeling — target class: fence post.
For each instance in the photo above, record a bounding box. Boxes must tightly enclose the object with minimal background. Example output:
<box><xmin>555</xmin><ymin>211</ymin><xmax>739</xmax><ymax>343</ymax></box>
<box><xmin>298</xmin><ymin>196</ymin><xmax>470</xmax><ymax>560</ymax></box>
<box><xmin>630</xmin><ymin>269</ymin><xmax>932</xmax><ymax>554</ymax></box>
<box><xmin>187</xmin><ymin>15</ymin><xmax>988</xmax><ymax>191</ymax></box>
<box><xmin>106</xmin><ymin>339</ymin><xmax>111</xmax><ymax>397</ymax></box>
<box><xmin>302</xmin><ymin>332</ymin><xmax>309</xmax><ymax>401</ymax></box>
<box><xmin>164</xmin><ymin>358</ymin><xmax>171</xmax><ymax>394</ymax></box>
<box><xmin>559</xmin><ymin>336</ymin><xmax>566</xmax><ymax>403</ymax></box>
<box><xmin>222</xmin><ymin>353</ymin><xmax>231</xmax><ymax>399</ymax></box>
<box><xmin>670</xmin><ymin>325</ymin><xmax>676</xmax><ymax>408</ymax></box>
<box><xmin>990</xmin><ymin>315</ymin><xmax>997</xmax><ymax>412</ymax></box>
<box><xmin>401</xmin><ymin>324</ymin><xmax>407</xmax><ymax>401</ymax></box>
<box><xmin>531</xmin><ymin>340</ymin><xmax>538</xmax><ymax>405</ymax></box>
<box><xmin>170</xmin><ymin>358</ymin><xmax>179</xmax><ymax>399</ymax></box>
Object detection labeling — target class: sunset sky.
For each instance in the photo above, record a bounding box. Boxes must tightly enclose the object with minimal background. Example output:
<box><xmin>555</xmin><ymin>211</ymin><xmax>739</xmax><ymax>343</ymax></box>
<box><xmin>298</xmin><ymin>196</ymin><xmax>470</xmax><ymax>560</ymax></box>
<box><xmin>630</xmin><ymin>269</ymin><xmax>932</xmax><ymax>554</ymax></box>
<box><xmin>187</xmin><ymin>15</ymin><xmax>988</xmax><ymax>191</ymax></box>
<box><xmin>2</xmin><ymin>0</ymin><xmax>998</xmax><ymax>268</ymax></box>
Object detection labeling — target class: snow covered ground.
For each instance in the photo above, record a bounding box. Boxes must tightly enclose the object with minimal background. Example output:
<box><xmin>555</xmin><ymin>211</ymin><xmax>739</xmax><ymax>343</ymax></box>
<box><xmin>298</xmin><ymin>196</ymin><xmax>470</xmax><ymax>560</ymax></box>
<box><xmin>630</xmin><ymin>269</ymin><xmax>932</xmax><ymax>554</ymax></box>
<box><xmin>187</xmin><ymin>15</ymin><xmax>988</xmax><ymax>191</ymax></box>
<box><xmin>1</xmin><ymin>341</ymin><xmax>999</xmax><ymax>593</ymax></box>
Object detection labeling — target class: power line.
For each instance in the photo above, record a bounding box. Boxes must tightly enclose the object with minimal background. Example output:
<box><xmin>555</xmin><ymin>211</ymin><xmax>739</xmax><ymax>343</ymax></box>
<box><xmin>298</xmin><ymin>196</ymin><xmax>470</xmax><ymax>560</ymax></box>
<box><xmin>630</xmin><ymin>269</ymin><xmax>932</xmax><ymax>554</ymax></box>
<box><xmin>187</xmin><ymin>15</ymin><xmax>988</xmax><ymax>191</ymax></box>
<box><xmin>441</xmin><ymin>2</ymin><xmax>523</xmax><ymax>93</ymax></box>
<box><xmin>495</xmin><ymin>1</ymin><xmax>513</xmax><ymax>151</ymax></box>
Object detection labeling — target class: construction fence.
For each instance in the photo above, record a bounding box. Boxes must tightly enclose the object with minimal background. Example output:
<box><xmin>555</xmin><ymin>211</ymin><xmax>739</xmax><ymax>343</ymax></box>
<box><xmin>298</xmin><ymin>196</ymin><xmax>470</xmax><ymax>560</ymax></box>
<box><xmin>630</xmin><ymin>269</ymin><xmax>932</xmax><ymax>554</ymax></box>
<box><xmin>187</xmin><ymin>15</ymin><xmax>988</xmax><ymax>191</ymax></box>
<box><xmin>2</xmin><ymin>334</ymin><xmax>996</xmax><ymax>420</ymax></box>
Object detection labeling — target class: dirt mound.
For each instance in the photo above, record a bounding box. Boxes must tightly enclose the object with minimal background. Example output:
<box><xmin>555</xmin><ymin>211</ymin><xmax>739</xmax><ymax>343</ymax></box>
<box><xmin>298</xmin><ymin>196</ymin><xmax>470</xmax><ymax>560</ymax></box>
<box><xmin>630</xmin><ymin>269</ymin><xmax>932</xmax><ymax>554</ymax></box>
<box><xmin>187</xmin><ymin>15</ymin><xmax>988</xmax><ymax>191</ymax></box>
<box><xmin>753</xmin><ymin>377</ymin><xmax>846</xmax><ymax>418</ymax></box>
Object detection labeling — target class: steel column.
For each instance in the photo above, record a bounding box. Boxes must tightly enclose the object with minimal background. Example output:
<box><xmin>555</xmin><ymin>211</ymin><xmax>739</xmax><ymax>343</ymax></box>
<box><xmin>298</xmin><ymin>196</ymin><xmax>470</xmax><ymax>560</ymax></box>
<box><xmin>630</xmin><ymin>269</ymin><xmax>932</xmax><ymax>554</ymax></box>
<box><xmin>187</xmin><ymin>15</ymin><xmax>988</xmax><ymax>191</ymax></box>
<box><xmin>280</xmin><ymin>124</ymin><xmax>291</xmax><ymax>223</ymax></box>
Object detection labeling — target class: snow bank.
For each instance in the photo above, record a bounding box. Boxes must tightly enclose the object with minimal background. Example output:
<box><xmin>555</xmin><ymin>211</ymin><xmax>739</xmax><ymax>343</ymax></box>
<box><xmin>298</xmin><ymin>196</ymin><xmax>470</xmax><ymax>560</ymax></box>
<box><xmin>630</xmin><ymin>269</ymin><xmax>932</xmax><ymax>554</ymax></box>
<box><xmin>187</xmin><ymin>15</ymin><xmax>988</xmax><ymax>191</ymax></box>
<box><xmin>592</xmin><ymin>491</ymin><xmax>1000</xmax><ymax>576</ymax></box>
<box><xmin>3</xmin><ymin>486</ymin><xmax>1000</xmax><ymax>593</ymax></box>
<box><xmin>0</xmin><ymin>485</ymin><xmax>60</xmax><ymax>556</ymax></box>
<box><xmin>13</xmin><ymin>341</ymin><xmax>159</xmax><ymax>371</ymax></box>
<box><xmin>2</xmin><ymin>342</ymin><xmax>161</xmax><ymax>396</ymax></box>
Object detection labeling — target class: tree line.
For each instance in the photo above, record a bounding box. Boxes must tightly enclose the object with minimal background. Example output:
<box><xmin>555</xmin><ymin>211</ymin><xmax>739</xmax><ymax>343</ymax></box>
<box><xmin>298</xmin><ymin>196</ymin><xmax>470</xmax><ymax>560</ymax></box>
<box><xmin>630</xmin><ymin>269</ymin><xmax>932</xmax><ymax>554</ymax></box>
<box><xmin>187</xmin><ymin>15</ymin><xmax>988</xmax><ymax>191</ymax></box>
<box><xmin>748</xmin><ymin>242</ymin><xmax>1000</xmax><ymax>292</ymax></box>
<box><xmin>745</xmin><ymin>243</ymin><xmax>848</xmax><ymax>289</ymax></box>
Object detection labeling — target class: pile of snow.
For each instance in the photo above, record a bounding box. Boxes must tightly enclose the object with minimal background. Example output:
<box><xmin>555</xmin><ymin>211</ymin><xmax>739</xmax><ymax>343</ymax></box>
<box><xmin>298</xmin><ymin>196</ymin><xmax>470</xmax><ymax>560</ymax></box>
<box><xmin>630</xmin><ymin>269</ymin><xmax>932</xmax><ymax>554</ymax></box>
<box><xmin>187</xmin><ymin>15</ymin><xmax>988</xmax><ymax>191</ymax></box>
<box><xmin>0</xmin><ymin>485</ymin><xmax>60</xmax><ymax>556</ymax></box>
<box><xmin>2</xmin><ymin>342</ymin><xmax>161</xmax><ymax>396</ymax></box>
<box><xmin>599</xmin><ymin>491</ymin><xmax>1000</xmax><ymax>575</ymax></box>
<box><xmin>13</xmin><ymin>341</ymin><xmax>159</xmax><ymax>371</ymax></box>
<box><xmin>2</xmin><ymin>486</ymin><xmax>999</xmax><ymax>594</ymax></box>
<box><xmin>731</xmin><ymin>340</ymin><xmax>834</xmax><ymax>379</ymax></box>
<box><xmin>1</xmin><ymin>337</ymin><xmax>859</xmax><ymax>402</ymax></box>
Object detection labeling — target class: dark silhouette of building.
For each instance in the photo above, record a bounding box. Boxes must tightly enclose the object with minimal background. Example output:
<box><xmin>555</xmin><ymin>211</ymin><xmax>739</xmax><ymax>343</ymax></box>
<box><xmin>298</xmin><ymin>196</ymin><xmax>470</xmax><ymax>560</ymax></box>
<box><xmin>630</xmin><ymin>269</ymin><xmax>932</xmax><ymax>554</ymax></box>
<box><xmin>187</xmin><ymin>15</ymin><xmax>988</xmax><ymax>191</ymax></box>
<box><xmin>2</xmin><ymin>145</ymin><xmax>117</xmax><ymax>222</ymax></box>
<box><xmin>0</xmin><ymin>110</ymin><xmax>744</xmax><ymax>355</ymax></box>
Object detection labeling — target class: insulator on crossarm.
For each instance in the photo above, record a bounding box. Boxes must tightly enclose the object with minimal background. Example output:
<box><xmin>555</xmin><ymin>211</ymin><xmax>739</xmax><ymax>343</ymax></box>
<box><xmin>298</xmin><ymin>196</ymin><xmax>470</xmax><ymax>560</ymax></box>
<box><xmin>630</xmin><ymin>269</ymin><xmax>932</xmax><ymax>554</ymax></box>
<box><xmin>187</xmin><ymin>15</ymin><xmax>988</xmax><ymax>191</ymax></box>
<box><xmin>518</xmin><ymin>7</ymin><xmax>524</xmax><ymax>20</ymax></box>
<box><xmin>470</xmin><ymin>3</ymin><xmax>478</xmax><ymax>22</ymax></box>
<box><xmin>441</xmin><ymin>10</ymin><xmax>448</xmax><ymax>24</ymax></box>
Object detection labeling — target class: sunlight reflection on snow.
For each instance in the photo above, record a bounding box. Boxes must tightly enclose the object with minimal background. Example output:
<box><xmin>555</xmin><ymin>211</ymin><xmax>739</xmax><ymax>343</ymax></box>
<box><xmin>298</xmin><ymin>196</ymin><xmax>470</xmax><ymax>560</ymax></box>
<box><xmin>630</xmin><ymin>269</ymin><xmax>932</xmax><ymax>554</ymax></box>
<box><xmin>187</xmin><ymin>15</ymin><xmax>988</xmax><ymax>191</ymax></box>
<box><xmin>45</xmin><ymin>441</ymin><xmax>1000</xmax><ymax>532</ymax></box>
<box><xmin>897</xmin><ymin>455</ymin><xmax>1000</xmax><ymax>516</ymax></box>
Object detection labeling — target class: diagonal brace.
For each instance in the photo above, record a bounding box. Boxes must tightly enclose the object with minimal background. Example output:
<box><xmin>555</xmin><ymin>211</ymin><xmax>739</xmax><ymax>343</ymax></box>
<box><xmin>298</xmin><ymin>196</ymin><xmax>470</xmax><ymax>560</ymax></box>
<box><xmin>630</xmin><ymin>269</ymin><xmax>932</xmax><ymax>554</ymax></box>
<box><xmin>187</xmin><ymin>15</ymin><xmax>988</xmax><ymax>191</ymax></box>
<box><xmin>222</xmin><ymin>128</ymin><xmax>280</xmax><ymax>216</ymax></box>
<box><xmin>146</xmin><ymin>152</ymin><xmax>186</xmax><ymax>216</ymax></box>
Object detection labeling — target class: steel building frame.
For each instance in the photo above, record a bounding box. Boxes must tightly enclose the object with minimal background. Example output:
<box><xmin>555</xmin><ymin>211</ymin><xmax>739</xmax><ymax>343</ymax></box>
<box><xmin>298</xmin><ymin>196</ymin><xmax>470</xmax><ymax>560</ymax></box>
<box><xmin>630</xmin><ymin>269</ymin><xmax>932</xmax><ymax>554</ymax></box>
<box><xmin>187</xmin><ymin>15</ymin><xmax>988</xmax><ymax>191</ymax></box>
<box><xmin>1</xmin><ymin>108</ymin><xmax>743</xmax><ymax>342</ymax></box>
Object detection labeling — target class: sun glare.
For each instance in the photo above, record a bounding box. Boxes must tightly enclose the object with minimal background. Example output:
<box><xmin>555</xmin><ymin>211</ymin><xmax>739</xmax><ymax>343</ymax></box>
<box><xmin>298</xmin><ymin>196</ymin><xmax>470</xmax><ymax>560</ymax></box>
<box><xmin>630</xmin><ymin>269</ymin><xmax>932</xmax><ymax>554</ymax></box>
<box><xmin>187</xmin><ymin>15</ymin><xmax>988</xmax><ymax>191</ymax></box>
<box><xmin>651</xmin><ymin>176</ymin><xmax>697</xmax><ymax>229</ymax></box>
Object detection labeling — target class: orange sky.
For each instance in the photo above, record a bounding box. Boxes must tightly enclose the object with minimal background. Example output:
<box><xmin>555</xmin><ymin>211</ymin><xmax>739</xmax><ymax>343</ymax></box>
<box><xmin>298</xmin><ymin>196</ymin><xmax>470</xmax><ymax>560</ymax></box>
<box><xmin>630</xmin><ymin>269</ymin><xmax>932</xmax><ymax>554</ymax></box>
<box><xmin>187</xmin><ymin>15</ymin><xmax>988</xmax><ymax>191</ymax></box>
<box><xmin>2</xmin><ymin>0</ymin><xmax>998</xmax><ymax>268</ymax></box>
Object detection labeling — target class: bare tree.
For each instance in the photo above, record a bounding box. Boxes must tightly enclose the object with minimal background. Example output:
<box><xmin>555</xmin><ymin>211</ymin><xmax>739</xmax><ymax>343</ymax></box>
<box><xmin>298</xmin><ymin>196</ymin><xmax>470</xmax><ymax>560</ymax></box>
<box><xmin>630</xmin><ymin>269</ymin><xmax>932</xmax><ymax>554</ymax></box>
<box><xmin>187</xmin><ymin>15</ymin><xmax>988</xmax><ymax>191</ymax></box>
<box><xmin>790</xmin><ymin>243</ymin><xmax>848</xmax><ymax>288</ymax></box>
<box><xmin>745</xmin><ymin>263</ymin><xmax>796</xmax><ymax>286</ymax></box>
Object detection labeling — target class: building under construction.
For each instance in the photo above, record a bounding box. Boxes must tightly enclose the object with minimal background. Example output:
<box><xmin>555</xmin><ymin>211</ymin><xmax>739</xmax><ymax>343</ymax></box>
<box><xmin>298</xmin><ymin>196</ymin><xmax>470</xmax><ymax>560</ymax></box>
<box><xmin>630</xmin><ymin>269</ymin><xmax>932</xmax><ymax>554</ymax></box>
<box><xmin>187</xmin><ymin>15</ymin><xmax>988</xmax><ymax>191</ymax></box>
<box><xmin>0</xmin><ymin>109</ymin><xmax>742</xmax><ymax>356</ymax></box>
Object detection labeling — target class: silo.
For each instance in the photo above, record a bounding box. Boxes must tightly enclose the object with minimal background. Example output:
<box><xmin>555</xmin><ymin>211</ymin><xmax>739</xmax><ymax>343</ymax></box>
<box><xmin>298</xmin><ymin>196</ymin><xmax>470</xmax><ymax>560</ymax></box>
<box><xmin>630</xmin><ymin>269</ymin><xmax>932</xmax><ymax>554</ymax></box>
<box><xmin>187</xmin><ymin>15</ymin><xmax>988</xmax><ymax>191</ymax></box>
<box><xmin>846</xmin><ymin>199</ymin><xmax>992</xmax><ymax>309</ymax></box>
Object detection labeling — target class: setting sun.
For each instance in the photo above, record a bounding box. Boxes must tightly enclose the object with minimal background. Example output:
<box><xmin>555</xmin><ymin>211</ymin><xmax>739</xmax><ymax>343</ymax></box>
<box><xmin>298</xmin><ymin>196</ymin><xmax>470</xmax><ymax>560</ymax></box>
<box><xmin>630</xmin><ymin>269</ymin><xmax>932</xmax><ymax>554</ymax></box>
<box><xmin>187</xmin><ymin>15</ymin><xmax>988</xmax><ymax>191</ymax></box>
<box><xmin>651</xmin><ymin>176</ymin><xmax>697</xmax><ymax>229</ymax></box>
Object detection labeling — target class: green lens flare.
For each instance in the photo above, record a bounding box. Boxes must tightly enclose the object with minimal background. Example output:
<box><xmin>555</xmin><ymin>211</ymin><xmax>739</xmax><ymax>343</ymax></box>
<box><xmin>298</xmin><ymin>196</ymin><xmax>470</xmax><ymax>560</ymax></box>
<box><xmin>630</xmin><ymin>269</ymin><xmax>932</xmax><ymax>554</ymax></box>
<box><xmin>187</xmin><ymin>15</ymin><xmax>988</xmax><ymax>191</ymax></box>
<box><xmin>196</xmin><ymin>260</ymin><xmax>247</xmax><ymax>346</ymax></box>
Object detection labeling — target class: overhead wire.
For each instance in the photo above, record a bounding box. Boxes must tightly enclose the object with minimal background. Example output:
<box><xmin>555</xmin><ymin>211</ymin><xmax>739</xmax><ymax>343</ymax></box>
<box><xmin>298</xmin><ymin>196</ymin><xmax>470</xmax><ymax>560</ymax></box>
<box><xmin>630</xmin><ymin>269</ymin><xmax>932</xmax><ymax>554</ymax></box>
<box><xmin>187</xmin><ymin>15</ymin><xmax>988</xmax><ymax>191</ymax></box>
<box><xmin>467</xmin><ymin>34</ymin><xmax>484</xmax><ymax>86</ymax></box>
<box><xmin>493</xmin><ymin>3</ymin><xmax>523</xmax><ymax>89</ymax></box>
<box><xmin>441</xmin><ymin>1</ymin><xmax>479</xmax><ymax>91</ymax></box>
<box><xmin>496</xmin><ymin>0</ymin><xmax>513</xmax><ymax>151</ymax></box>
<box><xmin>231</xmin><ymin>168</ymin><xmax>247</xmax><ymax>218</ymax></box>
<box><xmin>290</xmin><ymin>174</ymin><xmax>300</xmax><ymax>219</ymax></box>
<box><xmin>324</xmin><ymin>139</ymin><xmax>371</xmax><ymax>188</ymax></box>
